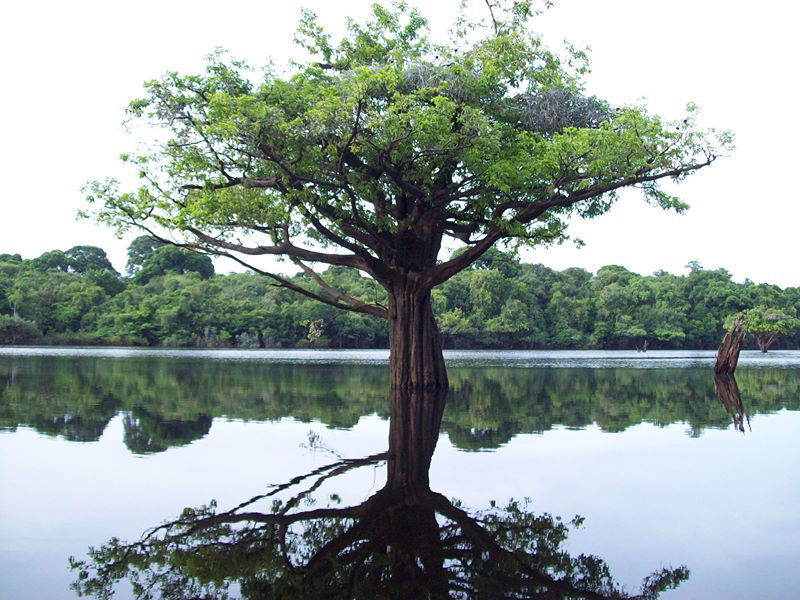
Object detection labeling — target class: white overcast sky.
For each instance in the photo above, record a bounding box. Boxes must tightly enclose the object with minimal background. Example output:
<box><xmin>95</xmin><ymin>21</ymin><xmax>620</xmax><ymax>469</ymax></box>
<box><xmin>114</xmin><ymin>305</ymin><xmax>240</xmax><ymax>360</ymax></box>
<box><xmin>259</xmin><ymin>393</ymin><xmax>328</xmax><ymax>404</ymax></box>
<box><xmin>1</xmin><ymin>0</ymin><xmax>798</xmax><ymax>287</ymax></box>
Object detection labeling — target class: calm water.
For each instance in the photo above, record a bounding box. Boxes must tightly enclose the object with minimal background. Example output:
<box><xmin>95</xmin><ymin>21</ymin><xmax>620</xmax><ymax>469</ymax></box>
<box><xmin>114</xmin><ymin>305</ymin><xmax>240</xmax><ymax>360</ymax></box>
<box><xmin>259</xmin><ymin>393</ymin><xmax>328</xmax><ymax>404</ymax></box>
<box><xmin>1</xmin><ymin>348</ymin><xmax>799</xmax><ymax>598</ymax></box>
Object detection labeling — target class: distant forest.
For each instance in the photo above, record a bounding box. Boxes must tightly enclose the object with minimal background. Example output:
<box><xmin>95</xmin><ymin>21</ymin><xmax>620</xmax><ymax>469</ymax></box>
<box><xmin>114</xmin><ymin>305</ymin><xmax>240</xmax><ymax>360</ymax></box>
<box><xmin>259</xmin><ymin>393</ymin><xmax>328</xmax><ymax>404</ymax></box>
<box><xmin>1</xmin><ymin>239</ymin><xmax>798</xmax><ymax>349</ymax></box>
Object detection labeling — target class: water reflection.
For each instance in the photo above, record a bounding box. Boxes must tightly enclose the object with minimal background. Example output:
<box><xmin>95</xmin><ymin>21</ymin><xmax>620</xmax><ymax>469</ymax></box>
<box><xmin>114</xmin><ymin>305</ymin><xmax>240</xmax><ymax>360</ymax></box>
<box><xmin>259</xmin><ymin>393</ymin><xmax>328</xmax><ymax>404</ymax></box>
<box><xmin>713</xmin><ymin>375</ymin><xmax>750</xmax><ymax>433</ymax></box>
<box><xmin>70</xmin><ymin>388</ymin><xmax>689</xmax><ymax>599</ymax></box>
<box><xmin>2</xmin><ymin>356</ymin><xmax>798</xmax><ymax>453</ymax></box>
<box><xmin>123</xmin><ymin>411</ymin><xmax>213</xmax><ymax>455</ymax></box>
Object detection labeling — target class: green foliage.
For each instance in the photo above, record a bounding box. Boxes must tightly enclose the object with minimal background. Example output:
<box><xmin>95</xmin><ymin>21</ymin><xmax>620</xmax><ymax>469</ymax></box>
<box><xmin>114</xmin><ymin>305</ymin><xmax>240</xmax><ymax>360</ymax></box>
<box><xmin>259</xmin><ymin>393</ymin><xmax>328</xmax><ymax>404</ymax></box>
<box><xmin>30</xmin><ymin>246</ymin><xmax>117</xmax><ymax>275</ymax></box>
<box><xmin>80</xmin><ymin>0</ymin><xmax>729</xmax><ymax>333</ymax></box>
<box><xmin>126</xmin><ymin>235</ymin><xmax>165</xmax><ymax>275</ymax></box>
<box><xmin>0</xmin><ymin>315</ymin><xmax>40</xmax><ymax>344</ymax></box>
<box><xmin>453</xmin><ymin>247</ymin><xmax>523</xmax><ymax>278</ymax></box>
<box><xmin>31</xmin><ymin>249</ymin><xmax>71</xmax><ymax>272</ymax></box>
<box><xmin>133</xmin><ymin>245</ymin><xmax>215</xmax><ymax>284</ymax></box>
<box><xmin>2</xmin><ymin>242</ymin><xmax>799</xmax><ymax>349</ymax></box>
<box><xmin>736</xmin><ymin>306</ymin><xmax>800</xmax><ymax>352</ymax></box>
<box><xmin>82</xmin><ymin>268</ymin><xmax>126</xmax><ymax>297</ymax></box>
<box><xmin>741</xmin><ymin>306</ymin><xmax>800</xmax><ymax>335</ymax></box>
<box><xmin>63</xmin><ymin>246</ymin><xmax>118</xmax><ymax>275</ymax></box>
<box><xmin>9</xmin><ymin>268</ymin><xmax>110</xmax><ymax>335</ymax></box>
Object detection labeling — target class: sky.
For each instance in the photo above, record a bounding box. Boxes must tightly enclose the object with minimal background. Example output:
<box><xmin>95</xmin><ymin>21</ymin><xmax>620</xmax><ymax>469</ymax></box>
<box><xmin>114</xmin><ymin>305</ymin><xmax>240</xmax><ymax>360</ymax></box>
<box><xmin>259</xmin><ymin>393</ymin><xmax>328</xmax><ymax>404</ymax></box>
<box><xmin>2</xmin><ymin>0</ymin><xmax>798</xmax><ymax>287</ymax></box>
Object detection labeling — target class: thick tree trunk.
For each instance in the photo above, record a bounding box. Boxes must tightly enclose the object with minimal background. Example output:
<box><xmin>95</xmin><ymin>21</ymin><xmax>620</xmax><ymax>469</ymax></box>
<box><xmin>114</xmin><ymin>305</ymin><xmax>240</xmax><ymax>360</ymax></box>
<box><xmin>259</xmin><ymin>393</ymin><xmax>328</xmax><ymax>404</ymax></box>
<box><xmin>388</xmin><ymin>282</ymin><xmax>448</xmax><ymax>389</ymax></box>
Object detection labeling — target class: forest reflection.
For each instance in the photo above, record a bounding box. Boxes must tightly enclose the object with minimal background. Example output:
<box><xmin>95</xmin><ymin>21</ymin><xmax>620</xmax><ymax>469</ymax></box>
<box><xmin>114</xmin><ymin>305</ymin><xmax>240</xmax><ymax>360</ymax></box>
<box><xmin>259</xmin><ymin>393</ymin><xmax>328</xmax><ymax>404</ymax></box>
<box><xmin>2</xmin><ymin>356</ymin><xmax>798</xmax><ymax>453</ymax></box>
<box><xmin>70</xmin><ymin>387</ymin><xmax>689</xmax><ymax>599</ymax></box>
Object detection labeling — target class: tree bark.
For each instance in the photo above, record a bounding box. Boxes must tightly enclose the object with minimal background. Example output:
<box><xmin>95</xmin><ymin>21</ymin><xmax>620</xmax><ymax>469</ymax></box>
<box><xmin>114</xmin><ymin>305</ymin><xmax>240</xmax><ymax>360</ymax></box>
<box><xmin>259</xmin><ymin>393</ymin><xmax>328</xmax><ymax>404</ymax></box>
<box><xmin>388</xmin><ymin>281</ymin><xmax>448</xmax><ymax>390</ymax></box>
<box><xmin>714</xmin><ymin>314</ymin><xmax>746</xmax><ymax>376</ymax></box>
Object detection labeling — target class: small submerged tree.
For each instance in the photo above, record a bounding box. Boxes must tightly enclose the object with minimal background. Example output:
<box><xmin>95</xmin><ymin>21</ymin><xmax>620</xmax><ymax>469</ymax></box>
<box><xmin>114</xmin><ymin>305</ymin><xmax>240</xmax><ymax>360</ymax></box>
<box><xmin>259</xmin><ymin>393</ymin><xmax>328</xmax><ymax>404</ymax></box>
<box><xmin>740</xmin><ymin>307</ymin><xmax>799</xmax><ymax>353</ymax></box>
<box><xmin>84</xmin><ymin>0</ymin><xmax>729</xmax><ymax>390</ymax></box>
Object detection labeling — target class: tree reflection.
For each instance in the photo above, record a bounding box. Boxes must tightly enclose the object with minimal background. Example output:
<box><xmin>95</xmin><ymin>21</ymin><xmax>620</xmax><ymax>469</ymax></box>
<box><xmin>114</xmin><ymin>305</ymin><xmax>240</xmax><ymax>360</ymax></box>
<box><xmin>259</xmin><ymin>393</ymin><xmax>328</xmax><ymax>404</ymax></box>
<box><xmin>713</xmin><ymin>375</ymin><xmax>750</xmax><ymax>433</ymax></box>
<box><xmin>71</xmin><ymin>388</ymin><xmax>688</xmax><ymax>599</ymax></box>
<box><xmin>3</xmin><ymin>356</ymin><xmax>798</xmax><ymax>452</ymax></box>
<box><xmin>123</xmin><ymin>411</ymin><xmax>213</xmax><ymax>455</ymax></box>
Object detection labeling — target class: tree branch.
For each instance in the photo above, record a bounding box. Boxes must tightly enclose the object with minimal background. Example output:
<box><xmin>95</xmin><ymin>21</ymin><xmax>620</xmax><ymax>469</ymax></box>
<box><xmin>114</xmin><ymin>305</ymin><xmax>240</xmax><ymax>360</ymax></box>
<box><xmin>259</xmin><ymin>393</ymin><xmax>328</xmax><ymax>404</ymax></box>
<box><xmin>212</xmin><ymin>251</ymin><xmax>389</xmax><ymax>319</ymax></box>
<box><xmin>427</xmin><ymin>158</ymin><xmax>715</xmax><ymax>289</ymax></box>
<box><xmin>185</xmin><ymin>226</ymin><xmax>370</xmax><ymax>271</ymax></box>
<box><xmin>290</xmin><ymin>257</ymin><xmax>388</xmax><ymax>318</ymax></box>
<box><xmin>484</xmin><ymin>0</ymin><xmax>500</xmax><ymax>35</ymax></box>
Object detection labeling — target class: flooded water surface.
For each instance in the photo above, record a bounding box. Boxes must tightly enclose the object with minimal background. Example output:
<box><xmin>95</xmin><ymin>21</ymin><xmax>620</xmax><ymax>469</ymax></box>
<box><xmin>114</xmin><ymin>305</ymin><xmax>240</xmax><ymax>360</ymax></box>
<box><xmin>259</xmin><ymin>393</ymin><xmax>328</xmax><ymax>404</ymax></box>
<box><xmin>1</xmin><ymin>349</ymin><xmax>798</xmax><ymax>598</ymax></box>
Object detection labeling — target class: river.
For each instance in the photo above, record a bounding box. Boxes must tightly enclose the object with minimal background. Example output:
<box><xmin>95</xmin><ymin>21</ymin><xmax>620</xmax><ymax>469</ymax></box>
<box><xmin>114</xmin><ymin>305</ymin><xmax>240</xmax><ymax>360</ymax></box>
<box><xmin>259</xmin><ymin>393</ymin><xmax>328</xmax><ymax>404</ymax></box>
<box><xmin>1</xmin><ymin>348</ymin><xmax>798</xmax><ymax>598</ymax></box>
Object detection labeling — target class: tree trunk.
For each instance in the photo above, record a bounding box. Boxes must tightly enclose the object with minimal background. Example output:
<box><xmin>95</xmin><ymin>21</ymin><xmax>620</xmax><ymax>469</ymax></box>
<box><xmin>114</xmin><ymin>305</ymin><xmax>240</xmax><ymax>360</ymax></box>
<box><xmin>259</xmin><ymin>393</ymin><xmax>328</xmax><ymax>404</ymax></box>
<box><xmin>714</xmin><ymin>314</ymin><xmax>746</xmax><ymax>376</ymax></box>
<box><xmin>388</xmin><ymin>282</ymin><xmax>448</xmax><ymax>389</ymax></box>
<box><xmin>756</xmin><ymin>333</ymin><xmax>776</xmax><ymax>353</ymax></box>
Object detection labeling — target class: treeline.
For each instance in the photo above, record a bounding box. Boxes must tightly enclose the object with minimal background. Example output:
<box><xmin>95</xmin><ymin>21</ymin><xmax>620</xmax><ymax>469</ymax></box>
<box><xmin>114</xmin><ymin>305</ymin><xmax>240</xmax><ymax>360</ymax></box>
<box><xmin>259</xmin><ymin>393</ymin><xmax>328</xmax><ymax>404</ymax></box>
<box><xmin>1</xmin><ymin>240</ymin><xmax>798</xmax><ymax>349</ymax></box>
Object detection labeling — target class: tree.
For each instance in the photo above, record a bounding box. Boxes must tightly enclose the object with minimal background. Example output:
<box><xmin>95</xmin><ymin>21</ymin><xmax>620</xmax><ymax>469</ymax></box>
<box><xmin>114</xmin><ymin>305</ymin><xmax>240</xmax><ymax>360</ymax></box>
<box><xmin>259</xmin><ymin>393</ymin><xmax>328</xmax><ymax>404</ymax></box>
<box><xmin>684</xmin><ymin>266</ymin><xmax>741</xmax><ymax>348</ymax></box>
<box><xmin>125</xmin><ymin>235</ymin><xmax>166</xmax><ymax>275</ymax></box>
<box><xmin>592</xmin><ymin>268</ymin><xmax>688</xmax><ymax>349</ymax></box>
<box><xmin>9</xmin><ymin>268</ymin><xmax>109</xmax><ymax>335</ymax></box>
<box><xmin>85</xmin><ymin>1</ymin><xmax>728</xmax><ymax>389</ymax></box>
<box><xmin>30</xmin><ymin>249</ymin><xmax>70</xmax><ymax>273</ymax></box>
<box><xmin>453</xmin><ymin>246</ymin><xmax>522</xmax><ymax>278</ymax></box>
<box><xmin>133</xmin><ymin>245</ymin><xmax>215</xmax><ymax>284</ymax></box>
<box><xmin>0</xmin><ymin>315</ymin><xmax>40</xmax><ymax>344</ymax></box>
<box><xmin>740</xmin><ymin>306</ymin><xmax>800</xmax><ymax>352</ymax></box>
<box><xmin>30</xmin><ymin>247</ymin><xmax>117</xmax><ymax>275</ymax></box>
<box><xmin>82</xmin><ymin>267</ymin><xmax>126</xmax><ymax>296</ymax></box>
<box><xmin>126</xmin><ymin>235</ymin><xmax>214</xmax><ymax>285</ymax></box>
<box><xmin>63</xmin><ymin>245</ymin><xmax>118</xmax><ymax>275</ymax></box>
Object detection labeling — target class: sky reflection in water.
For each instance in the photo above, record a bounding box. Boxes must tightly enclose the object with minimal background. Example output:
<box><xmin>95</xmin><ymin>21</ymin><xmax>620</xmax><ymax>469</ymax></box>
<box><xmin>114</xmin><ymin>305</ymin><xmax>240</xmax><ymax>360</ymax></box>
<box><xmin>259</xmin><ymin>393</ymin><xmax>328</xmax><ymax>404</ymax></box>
<box><xmin>0</xmin><ymin>350</ymin><xmax>798</xmax><ymax>598</ymax></box>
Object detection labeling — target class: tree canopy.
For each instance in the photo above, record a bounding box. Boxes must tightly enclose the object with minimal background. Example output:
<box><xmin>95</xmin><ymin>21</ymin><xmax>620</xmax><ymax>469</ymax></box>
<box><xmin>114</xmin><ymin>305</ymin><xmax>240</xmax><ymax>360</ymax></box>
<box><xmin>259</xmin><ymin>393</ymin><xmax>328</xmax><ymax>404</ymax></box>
<box><xmin>133</xmin><ymin>244</ymin><xmax>215</xmax><ymax>284</ymax></box>
<box><xmin>82</xmin><ymin>0</ymin><xmax>728</xmax><ymax>387</ymax></box>
<box><xmin>739</xmin><ymin>306</ymin><xmax>800</xmax><ymax>352</ymax></box>
<box><xmin>85</xmin><ymin>7</ymin><xmax>727</xmax><ymax>293</ymax></box>
<box><xmin>30</xmin><ymin>246</ymin><xmax>117</xmax><ymax>275</ymax></box>
<box><xmin>126</xmin><ymin>235</ymin><xmax>166</xmax><ymax>275</ymax></box>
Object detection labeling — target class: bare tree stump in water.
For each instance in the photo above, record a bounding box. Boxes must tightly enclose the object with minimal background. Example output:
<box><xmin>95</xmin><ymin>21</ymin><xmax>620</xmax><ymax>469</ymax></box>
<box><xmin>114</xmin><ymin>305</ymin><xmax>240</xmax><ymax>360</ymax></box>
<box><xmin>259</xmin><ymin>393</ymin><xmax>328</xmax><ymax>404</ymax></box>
<box><xmin>714</xmin><ymin>314</ymin><xmax>746</xmax><ymax>376</ymax></box>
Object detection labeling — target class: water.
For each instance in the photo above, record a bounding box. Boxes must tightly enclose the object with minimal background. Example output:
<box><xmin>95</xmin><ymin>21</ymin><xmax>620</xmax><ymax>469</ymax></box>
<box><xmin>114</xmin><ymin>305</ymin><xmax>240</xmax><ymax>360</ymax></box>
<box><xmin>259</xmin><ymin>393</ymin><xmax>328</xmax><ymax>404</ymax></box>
<box><xmin>1</xmin><ymin>348</ymin><xmax>798</xmax><ymax>598</ymax></box>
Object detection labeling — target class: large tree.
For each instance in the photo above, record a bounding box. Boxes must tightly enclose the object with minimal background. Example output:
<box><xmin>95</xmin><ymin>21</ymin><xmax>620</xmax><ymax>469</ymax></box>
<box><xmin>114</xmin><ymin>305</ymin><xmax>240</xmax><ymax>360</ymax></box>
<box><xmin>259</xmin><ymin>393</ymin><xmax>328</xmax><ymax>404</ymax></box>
<box><xmin>85</xmin><ymin>1</ymin><xmax>728</xmax><ymax>389</ymax></box>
